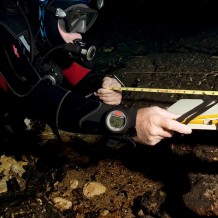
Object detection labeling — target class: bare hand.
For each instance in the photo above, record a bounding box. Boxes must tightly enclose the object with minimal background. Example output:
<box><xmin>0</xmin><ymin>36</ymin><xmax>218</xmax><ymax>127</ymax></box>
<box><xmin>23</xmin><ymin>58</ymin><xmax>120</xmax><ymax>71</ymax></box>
<box><xmin>133</xmin><ymin>106</ymin><xmax>192</xmax><ymax>146</ymax></box>
<box><xmin>94</xmin><ymin>77</ymin><xmax>122</xmax><ymax>105</ymax></box>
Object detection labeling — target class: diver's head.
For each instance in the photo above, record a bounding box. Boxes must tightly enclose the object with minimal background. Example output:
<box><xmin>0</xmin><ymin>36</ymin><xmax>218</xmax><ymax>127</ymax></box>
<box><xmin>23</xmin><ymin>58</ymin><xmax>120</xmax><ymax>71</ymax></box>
<box><xmin>43</xmin><ymin>0</ymin><xmax>103</xmax><ymax>46</ymax></box>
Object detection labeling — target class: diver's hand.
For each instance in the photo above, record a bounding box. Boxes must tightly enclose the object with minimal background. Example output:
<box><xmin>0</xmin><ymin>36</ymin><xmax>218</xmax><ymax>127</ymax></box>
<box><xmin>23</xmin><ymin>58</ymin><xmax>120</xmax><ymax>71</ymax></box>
<box><xmin>94</xmin><ymin>76</ymin><xmax>122</xmax><ymax>105</ymax></box>
<box><xmin>133</xmin><ymin>106</ymin><xmax>192</xmax><ymax>146</ymax></box>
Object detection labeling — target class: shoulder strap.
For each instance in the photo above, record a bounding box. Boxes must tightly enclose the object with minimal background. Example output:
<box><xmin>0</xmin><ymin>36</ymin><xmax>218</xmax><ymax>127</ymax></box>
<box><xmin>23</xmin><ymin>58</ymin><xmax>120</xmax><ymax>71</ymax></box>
<box><xmin>0</xmin><ymin>21</ymin><xmax>41</xmax><ymax>96</ymax></box>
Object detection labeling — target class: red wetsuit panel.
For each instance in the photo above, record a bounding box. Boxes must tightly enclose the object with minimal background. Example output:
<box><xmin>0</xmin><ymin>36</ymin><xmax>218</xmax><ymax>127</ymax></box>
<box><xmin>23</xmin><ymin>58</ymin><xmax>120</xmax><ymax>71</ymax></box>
<box><xmin>63</xmin><ymin>62</ymin><xmax>91</xmax><ymax>86</ymax></box>
<box><xmin>0</xmin><ymin>76</ymin><xmax>8</xmax><ymax>92</ymax></box>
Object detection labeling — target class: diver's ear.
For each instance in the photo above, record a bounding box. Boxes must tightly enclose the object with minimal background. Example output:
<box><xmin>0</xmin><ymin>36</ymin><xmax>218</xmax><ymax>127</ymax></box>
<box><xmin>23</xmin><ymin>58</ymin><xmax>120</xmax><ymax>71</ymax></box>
<box><xmin>0</xmin><ymin>0</ymin><xmax>19</xmax><ymax>15</ymax></box>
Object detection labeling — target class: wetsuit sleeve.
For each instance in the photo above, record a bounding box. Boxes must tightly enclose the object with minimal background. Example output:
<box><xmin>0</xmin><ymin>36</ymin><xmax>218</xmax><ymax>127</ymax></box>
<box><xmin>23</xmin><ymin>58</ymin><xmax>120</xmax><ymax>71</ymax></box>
<box><xmin>72</xmin><ymin>69</ymin><xmax>105</xmax><ymax>96</ymax></box>
<box><xmin>20</xmin><ymin>80</ymin><xmax>136</xmax><ymax>136</ymax></box>
<box><xmin>58</xmin><ymin>90</ymin><xmax>137</xmax><ymax>135</ymax></box>
<box><xmin>63</xmin><ymin>61</ymin><xmax>105</xmax><ymax>96</ymax></box>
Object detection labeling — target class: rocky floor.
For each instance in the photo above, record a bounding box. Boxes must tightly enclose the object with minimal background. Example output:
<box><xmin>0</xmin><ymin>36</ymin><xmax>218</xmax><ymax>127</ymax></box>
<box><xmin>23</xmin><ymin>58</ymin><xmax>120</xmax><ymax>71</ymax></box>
<box><xmin>2</xmin><ymin>1</ymin><xmax>218</xmax><ymax>217</ymax></box>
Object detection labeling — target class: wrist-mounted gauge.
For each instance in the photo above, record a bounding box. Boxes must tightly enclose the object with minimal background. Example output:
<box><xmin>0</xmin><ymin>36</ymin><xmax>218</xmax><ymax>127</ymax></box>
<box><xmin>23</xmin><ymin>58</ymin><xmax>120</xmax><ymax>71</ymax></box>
<box><xmin>105</xmin><ymin>109</ymin><xmax>137</xmax><ymax>136</ymax></box>
<box><xmin>106</xmin><ymin>110</ymin><xmax>127</xmax><ymax>133</ymax></box>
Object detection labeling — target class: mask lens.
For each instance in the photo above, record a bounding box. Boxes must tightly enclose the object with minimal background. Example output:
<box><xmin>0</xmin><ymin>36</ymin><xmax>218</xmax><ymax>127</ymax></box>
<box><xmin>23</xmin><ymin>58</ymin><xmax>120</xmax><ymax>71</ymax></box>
<box><xmin>64</xmin><ymin>6</ymin><xmax>98</xmax><ymax>33</ymax></box>
<box><xmin>73</xmin><ymin>19</ymin><xmax>86</xmax><ymax>33</ymax></box>
<box><xmin>67</xmin><ymin>16</ymin><xmax>86</xmax><ymax>33</ymax></box>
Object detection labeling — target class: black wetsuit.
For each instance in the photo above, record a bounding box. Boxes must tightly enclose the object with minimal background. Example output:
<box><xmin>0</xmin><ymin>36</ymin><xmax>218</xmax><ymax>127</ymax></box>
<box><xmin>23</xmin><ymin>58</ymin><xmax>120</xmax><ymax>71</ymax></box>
<box><xmin>0</xmin><ymin>0</ymin><xmax>137</xmax><ymax>137</ymax></box>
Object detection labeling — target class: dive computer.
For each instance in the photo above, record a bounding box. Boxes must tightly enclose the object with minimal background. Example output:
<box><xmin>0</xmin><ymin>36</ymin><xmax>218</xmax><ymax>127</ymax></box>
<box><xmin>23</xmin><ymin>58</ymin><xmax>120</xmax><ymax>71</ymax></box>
<box><xmin>105</xmin><ymin>110</ymin><xmax>128</xmax><ymax>134</ymax></box>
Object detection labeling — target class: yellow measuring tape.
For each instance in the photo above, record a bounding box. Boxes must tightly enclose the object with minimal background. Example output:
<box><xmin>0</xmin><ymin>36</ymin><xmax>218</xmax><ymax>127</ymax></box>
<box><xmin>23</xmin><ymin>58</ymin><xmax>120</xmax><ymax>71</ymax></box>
<box><xmin>109</xmin><ymin>87</ymin><xmax>218</xmax><ymax>96</ymax></box>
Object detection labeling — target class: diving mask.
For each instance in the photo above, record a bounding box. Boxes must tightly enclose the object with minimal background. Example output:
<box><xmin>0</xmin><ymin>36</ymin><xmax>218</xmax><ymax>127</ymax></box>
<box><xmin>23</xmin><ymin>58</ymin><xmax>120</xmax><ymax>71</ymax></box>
<box><xmin>47</xmin><ymin>3</ymin><xmax>98</xmax><ymax>34</ymax></box>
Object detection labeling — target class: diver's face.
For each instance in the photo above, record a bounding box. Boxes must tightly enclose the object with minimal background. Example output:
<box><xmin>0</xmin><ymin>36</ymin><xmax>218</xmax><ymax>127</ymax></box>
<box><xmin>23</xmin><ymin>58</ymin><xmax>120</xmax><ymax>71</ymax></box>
<box><xmin>58</xmin><ymin>22</ymin><xmax>82</xmax><ymax>43</ymax></box>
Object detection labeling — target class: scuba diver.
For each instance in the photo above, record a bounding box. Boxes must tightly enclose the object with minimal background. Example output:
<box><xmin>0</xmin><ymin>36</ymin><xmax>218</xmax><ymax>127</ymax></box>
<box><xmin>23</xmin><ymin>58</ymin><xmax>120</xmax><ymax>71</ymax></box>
<box><xmin>0</xmin><ymin>0</ymin><xmax>192</xmax><ymax>147</ymax></box>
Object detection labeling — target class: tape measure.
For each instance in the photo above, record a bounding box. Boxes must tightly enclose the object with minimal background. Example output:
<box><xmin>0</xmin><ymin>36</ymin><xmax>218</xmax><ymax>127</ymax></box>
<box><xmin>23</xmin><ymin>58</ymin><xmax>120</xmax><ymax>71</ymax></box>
<box><xmin>109</xmin><ymin>87</ymin><xmax>218</xmax><ymax>96</ymax></box>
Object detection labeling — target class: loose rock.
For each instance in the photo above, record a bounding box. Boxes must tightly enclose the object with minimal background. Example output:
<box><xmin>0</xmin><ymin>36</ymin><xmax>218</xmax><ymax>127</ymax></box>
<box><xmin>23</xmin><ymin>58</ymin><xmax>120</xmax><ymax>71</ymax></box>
<box><xmin>83</xmin><ymin>181</ymin><xmax>107</xmax><ymax>198</ymax></box>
